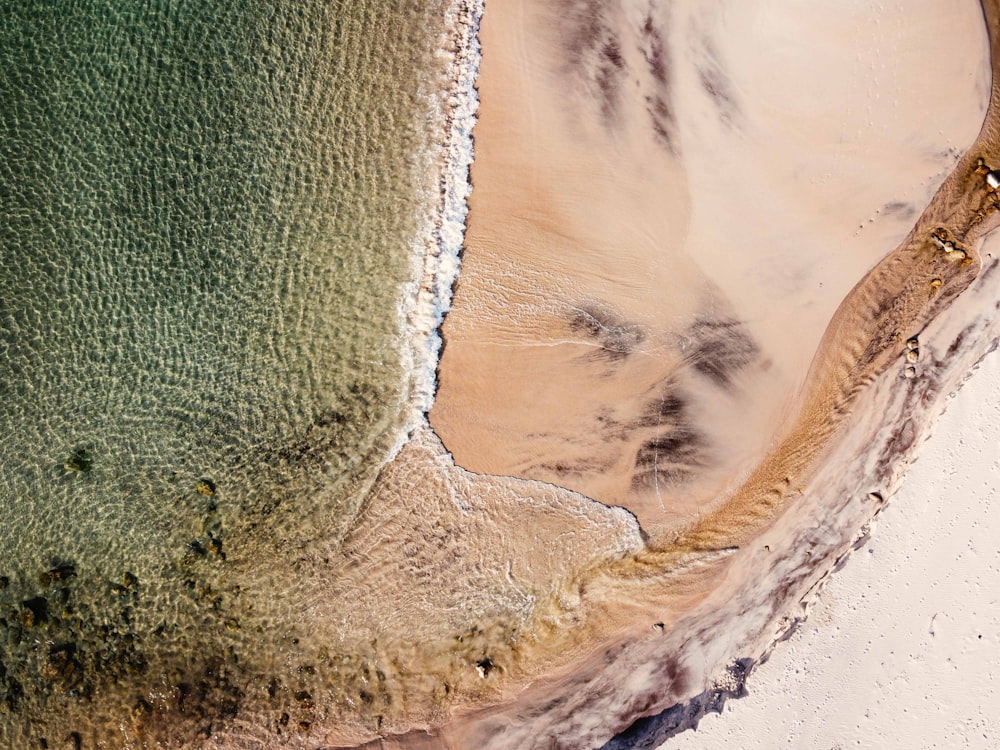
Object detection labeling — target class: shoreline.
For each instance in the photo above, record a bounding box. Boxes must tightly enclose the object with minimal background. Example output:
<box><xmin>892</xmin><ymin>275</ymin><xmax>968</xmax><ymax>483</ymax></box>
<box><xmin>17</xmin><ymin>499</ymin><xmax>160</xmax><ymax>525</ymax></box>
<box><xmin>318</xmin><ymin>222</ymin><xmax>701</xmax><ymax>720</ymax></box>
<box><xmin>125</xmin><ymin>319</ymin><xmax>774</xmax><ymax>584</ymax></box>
<box><xmin>398</xmin><ymin>0</ymin><xmax>482</xmax><ymax>436</ymax></box>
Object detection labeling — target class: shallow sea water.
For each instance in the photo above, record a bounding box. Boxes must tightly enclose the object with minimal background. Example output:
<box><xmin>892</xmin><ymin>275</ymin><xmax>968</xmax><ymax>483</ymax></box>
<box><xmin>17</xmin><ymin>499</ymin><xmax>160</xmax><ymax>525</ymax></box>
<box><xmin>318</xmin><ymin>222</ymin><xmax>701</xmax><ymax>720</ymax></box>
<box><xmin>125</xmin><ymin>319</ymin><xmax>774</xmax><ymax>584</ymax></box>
<box><xmin>0</xmin><ymin>0</ymin><xmax>448</xmax><ymax>744</ymax></box>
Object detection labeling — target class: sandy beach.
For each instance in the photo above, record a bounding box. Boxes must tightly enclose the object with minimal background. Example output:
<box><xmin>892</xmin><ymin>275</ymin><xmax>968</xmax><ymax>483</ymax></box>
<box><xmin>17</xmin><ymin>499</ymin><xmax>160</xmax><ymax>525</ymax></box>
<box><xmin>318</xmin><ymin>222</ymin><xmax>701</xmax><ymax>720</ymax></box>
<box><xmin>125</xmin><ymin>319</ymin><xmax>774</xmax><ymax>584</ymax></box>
<box><xmin>430</xmin><ymin>0</ymin><xmax>991</xmax><ymax>538</ymax></box>
<box><xmin>669</xmin><ymin>350</ymin><xmax>1000</xmax><ymax>749</ymax></box>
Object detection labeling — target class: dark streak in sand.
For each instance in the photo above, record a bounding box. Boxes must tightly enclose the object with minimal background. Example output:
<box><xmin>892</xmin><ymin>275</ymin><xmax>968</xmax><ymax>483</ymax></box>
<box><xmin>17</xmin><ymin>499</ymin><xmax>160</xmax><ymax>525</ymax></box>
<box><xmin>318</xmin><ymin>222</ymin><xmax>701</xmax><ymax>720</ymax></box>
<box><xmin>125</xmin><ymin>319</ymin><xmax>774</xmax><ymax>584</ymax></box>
<box><xmin>646</xmin><ymin>94</ymin><xmax>676</xmax><ymax>152</ymax></box>
<box><xmin>631</xmin><ymin>426</ymin><xmax>705</xmax><ymax>489</ymax></box>
<box><xmin>640</xmin><ymin>9</ymin><xmax>677</xmax><ymax>150</ymax></box>
<box><xmin>697</xmin><ymin>39</ymin><xmax>740</xmax><ymax>124</ymax></box>
<box><xmin>630</xmin><ymin>385</ymin><xmax>706</xmax><ymax>491</ymax></box>
<box><xmin>557</xmin><ymin>0</ymin><xmax>680</xmax><ymax>150</ymax></box>
<box><xmin>640</xmin><ymin>14</ymin><xmax>667</xmax><ymax>84</ymax></box>
<box><xmin>633</xmin><ymin>391</ymin><xmax>685</xmax><ymax>429</ymax></box>
<box><xmin>558</xmin><ymin>0</ymin><xmax>628</xmax><ymax>122</ymax></box>
<box><xmin>685</xmin><ymin>317</ymin><xmax>759</xmax><ymax>387</ymax></box>
<box><xmin>569</xmin><ymin>302</ymin><xmax>646</xmax><ymax>361</ymax></box>
<box><xmin>533</xmin><ymin>455</ymin><xmax>618</xmax><ymax>479</ymax></box>
<box><xmin>596</xmin><ymin>37</ymin><xmax>628</xmax><ymax>120</ymax></box>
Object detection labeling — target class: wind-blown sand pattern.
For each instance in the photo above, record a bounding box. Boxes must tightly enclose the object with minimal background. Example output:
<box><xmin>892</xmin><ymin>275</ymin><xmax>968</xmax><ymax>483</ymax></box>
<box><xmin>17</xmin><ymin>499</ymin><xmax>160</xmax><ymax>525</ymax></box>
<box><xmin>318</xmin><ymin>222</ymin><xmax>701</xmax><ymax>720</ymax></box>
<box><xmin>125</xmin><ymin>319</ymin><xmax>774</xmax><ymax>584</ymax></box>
<box><xmin>3</xmin><ymin>0</ymin><xmax>1000</xmax><ymax>748</ymax></box>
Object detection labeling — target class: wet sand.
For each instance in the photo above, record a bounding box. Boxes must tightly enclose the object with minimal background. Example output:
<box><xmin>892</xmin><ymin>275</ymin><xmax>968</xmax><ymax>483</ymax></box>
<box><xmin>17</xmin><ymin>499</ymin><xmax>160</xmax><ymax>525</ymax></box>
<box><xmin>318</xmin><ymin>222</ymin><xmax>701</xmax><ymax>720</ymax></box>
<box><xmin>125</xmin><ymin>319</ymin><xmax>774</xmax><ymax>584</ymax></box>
<box><xmin>430</xmin><ymin>0</ymin><xmax>991</xmax><ymax>537</ymax></box>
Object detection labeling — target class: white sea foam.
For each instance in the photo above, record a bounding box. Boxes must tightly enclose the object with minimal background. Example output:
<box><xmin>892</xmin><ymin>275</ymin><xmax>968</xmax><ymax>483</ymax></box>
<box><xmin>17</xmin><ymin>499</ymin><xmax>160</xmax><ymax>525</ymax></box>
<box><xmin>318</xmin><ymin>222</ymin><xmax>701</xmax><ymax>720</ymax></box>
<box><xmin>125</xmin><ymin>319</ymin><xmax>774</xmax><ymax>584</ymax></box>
<box><xmin>394</xmin><ymin>0</ymin><xmax>482</xmax><ymax>452</ymax></box>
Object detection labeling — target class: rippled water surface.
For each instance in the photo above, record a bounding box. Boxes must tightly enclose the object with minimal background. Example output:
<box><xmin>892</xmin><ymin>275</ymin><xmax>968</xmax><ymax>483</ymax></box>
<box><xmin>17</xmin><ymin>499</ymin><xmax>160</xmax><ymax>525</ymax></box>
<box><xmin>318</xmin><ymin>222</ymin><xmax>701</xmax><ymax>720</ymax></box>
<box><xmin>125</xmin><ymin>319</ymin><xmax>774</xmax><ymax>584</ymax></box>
<box><xmin>0</xmin><ymin>0</ymin><xmax>446</xmax><ymax>744</ymax></box>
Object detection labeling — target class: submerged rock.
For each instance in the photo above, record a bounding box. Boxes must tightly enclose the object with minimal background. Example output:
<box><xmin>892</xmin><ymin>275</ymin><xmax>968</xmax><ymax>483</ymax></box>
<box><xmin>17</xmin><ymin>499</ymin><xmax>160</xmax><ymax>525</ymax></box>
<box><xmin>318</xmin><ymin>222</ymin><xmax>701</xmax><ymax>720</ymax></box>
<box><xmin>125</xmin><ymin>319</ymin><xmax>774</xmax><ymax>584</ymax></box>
<box><xmin>63</xmin><ymin>448</ymin><xmax>93</xmax><ymax>474</ymax></box>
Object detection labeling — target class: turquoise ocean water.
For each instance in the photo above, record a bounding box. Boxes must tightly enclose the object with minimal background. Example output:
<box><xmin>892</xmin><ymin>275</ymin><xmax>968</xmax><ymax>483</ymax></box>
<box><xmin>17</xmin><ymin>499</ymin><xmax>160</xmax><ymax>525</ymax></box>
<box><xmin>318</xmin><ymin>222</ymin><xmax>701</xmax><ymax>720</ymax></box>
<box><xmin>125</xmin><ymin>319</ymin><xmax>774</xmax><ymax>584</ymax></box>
<box><xmin>0</xmin><ymin>0</ymin><xmax>448</xmax><ymax>744</ymax></box>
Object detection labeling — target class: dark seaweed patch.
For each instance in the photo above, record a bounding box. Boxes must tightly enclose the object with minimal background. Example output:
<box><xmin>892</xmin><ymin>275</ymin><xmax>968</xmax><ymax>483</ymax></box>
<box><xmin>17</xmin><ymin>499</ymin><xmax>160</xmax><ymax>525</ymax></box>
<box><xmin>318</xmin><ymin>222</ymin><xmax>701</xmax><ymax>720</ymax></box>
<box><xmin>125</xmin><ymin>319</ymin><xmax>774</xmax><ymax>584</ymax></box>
<box><xmin>686</xmin><ymin>317</ymin><xmax>758</xmax><ymax>386</ymax></box>
<box><xmin>44</xmin><ymin>643</ymin><xmax>84</xmax><ymax>691</ymax></box>
<box><xmin>63</xmin><ymin>447</ymin><xmax>94</xmax><ymax>474</ymax></box>
<box><xmin>1</xmin><ymin>562</ymin><xmax>151</xmax><ymax>719</ymax></box>
<box><xmin>20</xmin><ymin>596</ymin><xmax>49</xmax><ymax>627</ymax></box>
<box><xmin>39</xmin><ymin>562</ymin><xmax>76</xmax><ymax>588</ymax></box>
<box><xmin>570</xmin><ymin>303</ymin><xmax>645</xmax><ymax>360</ymax></box>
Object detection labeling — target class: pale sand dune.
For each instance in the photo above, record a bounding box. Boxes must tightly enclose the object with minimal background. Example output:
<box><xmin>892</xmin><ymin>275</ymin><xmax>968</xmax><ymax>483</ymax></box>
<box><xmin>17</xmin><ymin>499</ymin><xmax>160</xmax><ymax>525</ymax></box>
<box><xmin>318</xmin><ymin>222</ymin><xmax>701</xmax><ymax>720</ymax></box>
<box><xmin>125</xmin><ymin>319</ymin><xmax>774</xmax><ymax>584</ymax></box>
<box><xmin>667</xmin><ymin>350</ymin><xmax>1000</xmax><ymax>750</ymax></box>
<box><xmin>182</xmin><ymin>2</ymin><xmax>1000</xmax><ymax>747</ymax></box>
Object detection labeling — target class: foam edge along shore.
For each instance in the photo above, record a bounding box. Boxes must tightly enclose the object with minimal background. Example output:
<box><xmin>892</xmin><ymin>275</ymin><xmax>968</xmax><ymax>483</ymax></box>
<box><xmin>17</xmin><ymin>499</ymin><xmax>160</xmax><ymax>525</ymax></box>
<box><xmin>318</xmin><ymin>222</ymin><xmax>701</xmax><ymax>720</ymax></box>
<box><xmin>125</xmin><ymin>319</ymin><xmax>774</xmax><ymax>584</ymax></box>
<box><xmin>396</xmin><ymin>0</ymin><xmax>483</xmax><ymax>446</ymax></box>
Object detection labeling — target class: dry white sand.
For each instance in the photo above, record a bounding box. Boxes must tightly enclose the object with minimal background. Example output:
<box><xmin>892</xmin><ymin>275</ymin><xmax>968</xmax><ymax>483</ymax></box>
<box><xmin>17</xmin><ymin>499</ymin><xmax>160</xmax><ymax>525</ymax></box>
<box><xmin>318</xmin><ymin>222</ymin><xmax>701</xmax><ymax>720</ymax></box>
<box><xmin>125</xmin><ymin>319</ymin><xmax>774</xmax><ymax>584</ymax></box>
<box><xmin>667</xmin><ymin>351</ymin><xmax>1000</xmax><ymax>750</ymax></box>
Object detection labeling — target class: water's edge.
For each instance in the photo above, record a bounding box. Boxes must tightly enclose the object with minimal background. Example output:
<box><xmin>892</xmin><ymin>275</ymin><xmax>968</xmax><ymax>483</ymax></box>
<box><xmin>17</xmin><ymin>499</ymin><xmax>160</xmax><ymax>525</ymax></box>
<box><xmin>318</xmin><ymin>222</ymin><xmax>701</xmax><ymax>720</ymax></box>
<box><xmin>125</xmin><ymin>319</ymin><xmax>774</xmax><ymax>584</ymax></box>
<box><xmin>398</xmin><ymin>0</ymin><xmax>482</xmax><ymax>438</ymax></box>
